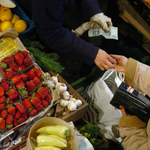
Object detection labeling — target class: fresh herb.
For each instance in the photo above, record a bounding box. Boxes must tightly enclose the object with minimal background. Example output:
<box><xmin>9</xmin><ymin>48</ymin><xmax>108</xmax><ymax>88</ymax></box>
<box><xmin>20</xmin><ymin>34</ymin><xmax>64</xmax><ymax>73</ymax></box>
<box><xmin>77</xmin><ymin>123</ymin><xmax>102</xmax><ymax>150</ymax></box>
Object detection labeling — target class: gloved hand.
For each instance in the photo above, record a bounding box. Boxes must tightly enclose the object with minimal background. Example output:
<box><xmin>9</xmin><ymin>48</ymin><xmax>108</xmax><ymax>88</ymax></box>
<box><xmin>90</xmin><ymin>13</ymin><xmax>112</xmax><ymax>32</ymax></box>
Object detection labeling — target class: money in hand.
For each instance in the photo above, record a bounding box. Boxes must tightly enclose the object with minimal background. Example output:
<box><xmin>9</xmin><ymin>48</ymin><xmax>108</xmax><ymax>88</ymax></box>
<box><xmin>88</xmin><ymin>26</ymin><xmax>118</xmax><ymax>40</ymax></box>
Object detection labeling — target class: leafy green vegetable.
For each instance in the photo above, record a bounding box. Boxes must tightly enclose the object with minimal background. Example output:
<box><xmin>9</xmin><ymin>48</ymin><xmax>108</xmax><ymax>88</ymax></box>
<box><xmin>77</xmin><ymin>123</ymin><xmax>102</xmax><ymax>150</ymax></box>
<box><xmin>20</xmin><ymin>34</ymin><xmax>64</xmax><ymax>73</ymax></box>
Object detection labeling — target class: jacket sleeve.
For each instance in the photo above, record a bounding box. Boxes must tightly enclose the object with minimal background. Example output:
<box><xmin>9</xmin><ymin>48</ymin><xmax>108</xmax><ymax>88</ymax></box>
<box><xmin>119</xmin><ymin>116</ymin><xmax>150</xmax><ymax>150</ymax></box>
<box><xmin>31</xmin><ymin>0</ymin><xmax>100</xmax><ymax>65</ymax></box>
<box><xmin>125</xmin><ymin>58</ymin><xmax>150</xmax><ymax>97</ymax></box>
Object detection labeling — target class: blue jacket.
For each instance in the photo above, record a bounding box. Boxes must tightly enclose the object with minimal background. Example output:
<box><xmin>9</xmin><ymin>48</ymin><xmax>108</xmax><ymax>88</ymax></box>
<box><xmin>17</xmin><ymin>0</ymin><xmax>102</xmax><ymax>65</ymax></box>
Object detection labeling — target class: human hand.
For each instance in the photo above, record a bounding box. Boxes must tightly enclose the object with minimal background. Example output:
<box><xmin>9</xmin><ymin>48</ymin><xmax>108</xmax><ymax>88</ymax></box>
<box><xmin>110</xmin><ymin>55</ymin><xmax>128</xmax><ymax>73</ymax></box>
<box><xmin>119</xmin><ymin>106</ymin><xmax>128</xmax><ymax>116</ymax></box>
<box><xmin>94</xmin><ymin>49</ymin><xmax>117</xmax><ymax>71</ymax></box>
<box><xmin>90</xmin><ymin>13</ymin><xmax>112</xmax><ymax>32</ymax></box>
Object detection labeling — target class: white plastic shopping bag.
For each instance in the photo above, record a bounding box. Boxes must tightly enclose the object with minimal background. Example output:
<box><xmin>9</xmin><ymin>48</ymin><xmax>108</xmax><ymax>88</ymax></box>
<box><xmin>82</xmin><ymin>69</ymin><xmax>124</xmax><ymax>142</ymax></box>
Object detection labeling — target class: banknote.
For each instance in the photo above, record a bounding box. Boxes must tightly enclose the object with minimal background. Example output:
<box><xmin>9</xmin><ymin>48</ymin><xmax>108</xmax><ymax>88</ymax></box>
<box><xmin>88</xmin><ymin>26</ymin><xmax>118</xmax><ymax>40</ymax></box>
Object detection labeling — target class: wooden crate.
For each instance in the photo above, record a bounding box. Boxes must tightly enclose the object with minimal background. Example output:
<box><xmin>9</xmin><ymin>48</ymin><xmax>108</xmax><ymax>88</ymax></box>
<box><xmin>50</xmin><ymin>71</ymin><xmax>89</xmax><ymax>122</ymax></box>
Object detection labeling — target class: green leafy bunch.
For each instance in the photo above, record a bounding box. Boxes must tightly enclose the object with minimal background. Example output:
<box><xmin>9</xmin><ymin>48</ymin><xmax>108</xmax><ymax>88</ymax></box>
<box><xmin>20</xmin><ymin>34</ymin><xmax>64</xmax><ymax>73</ymax></box>
<box><xmin>77</xmin><ymin>123</ymin><xmax>102</xmax><ymax>150</ymax></box>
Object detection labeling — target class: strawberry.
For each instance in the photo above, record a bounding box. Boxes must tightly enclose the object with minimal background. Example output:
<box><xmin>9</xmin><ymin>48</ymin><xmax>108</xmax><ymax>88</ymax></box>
<box><xmin>18</xmin><ymin>88</ymin><xmax>28</xmax><ymax>98</ymax></box>
<box><xmin>0</xmin><ymin>86</ymin><xmax>4</xmax><ymax>97</ymax></box>
<box><xmin>1</xmin><ymin>79</ymin><xmax>9</xmax><ymax>92</ymax></box>
<box><xmin>13</xmin><ymin>71</ymin><xmax>18</xmax><ymax>76</ymax></box>
<box><xmin>36</xmin><ymin>105</ymin><xmax>43</xmax><ymax>111</ymax></box>
<box><xmin>26</xmin><ymin>81</ymin><xmax>36</xmax><ymax>91</ymax></box>
<box><xmin>5</xmin><ymin>69</ymin><xmax>13</xmax><ymax>79</ymax></box>
<box><xmin>29</xmin><ymin>108</ymin><xmax>38</xmax><ymax>116</ymax></box>
<box><xmin>1</xmin><ymin>110</ymin><xmax>8</xmax><ymax>119</ymax></box>
<box><xmin>33</xmin><ymin>76</ymin><xmax>42</xmax><ymax>85</ymax></box>
<box><xmin>7</xmin><ymin>125</ymin><xmax>13</xmax><ymax>130</ymax></box>
<box><xmin>13</xmin><ymin>118</ymin><xmax>18</xmax><ymax>126</ymax></box>
<box><xmin>14</xmin><ymin>52</ymin><xmax>24</xmax><ymax>65</ymax></box>
<box><xmin>7</xmin><ymin>105</ymin><xmax>16</xmax><ymax>115</ymax></box>
<box><xmin>0</xmin><ymin>104</ymin><xmax>5</xmax><ymax>111</ymax></box>
<box><xmin>24</xmin><ymin>56</ymin><xmax>33</xmax><ymax>67</ymax></box>
<box><xmin>7</xmin><ymin>88</ymin><xmax>18</xmax><ymax>100</ymax></box>
<box><xmin>16</xmin><ymin>103</ymin><xmax>26</xmax><ymax>114</ymax></box>
<box><xmin>0</xmin><ymin>96</ymin><xmax>6</xmax><ymax>103</ymax></box>
<box><xmin>23</xmin><ymin>97</ymin><xmax>33</xmax><ymax>109</ymax></box>
<box><xmin>13</xmin><ymin>148</ymin><xmax>20</xmax><ymax>150</ymax></box>
<box><xmin>20</xmin><ymin>73</ymin><xmax>28</xmax><ymax>82</ymax></box>
<box><xmin>7</xmin><ymin>99</ymin><xmax>14</xmax><ymax>104</ymax></box>
<box><xmin>31</xmin><ymin>97</ymin><xmax>41</xmax><ymax>108</ymax></box>
<box><xmin>25</xmin><ymin>133</ymin><xmax>29</xmax><ymax>138</ymax></box>
<box><xmin>4</xmin><ymin>56</ymin><xmax>14</xmax><ymax>64</ymax></box>
<box><xmin>0</xmin><ymin>62</ymin><xmax>7</xmax><ymax>71</ymax></box>
<box><xmin>9</xmin><ymin>62</ymin><xmax>19</xmax><ymax>72</ymax></box>
<box><xmin>38</xmin><ymin>87</ymin><xmax>48</xmax><ymax>99</ymax></box>
<box><xmin>42</xmin><ymin>99</ymin><xmax>49</xmax><ymax>107</ymax></box>
<box><xmin>26</xmin><ymin>69</ymin><xmax>35</xmax><ymax>80</ymax></box>
<box><xmin>34</xmin><ymin>68</ymin><xmax>43</xmax><ymax>79</ymax></box>
<box><xmin>16</xmin><ymin>80</ymin><xmax>25</xmax><ymax>90</ymax></box>
<box><xmin>22</xmin><ymin>112</ymin><xmax>28</xmax><ymax>120</ymax></box>
<box><xmin>23</xmin><ymin>50</ymin><xmax>28</xmax><ymax>58</ymax></box>
<box><xmin>18</xmin><ymin>64</ymin><xmax>25</xmax><ymax>71</ymax></box>
<box><xmin>11</xmin><ymin>75</ymin><xmax>21</xmax><ymax>84</ymax></box>
<box><xmin>15</xmin><ymin>111</ymin><xmax>21</xmax><ymax>119</ymax></box>
<box><xmin>0</xmin><ymin>118</ymin><xmax>5</xmax><ymax>130</ymax></box>
<box><xmin>45</xmin><ymin>94</ymin><xmax>52</xmax><ymax>102</ymax></box>
<box><xmin>6</xmin><ymin>115</ymin><xmax>13</xmax><ymax>124</ymax></box>
<box><xmin>44</xmin><ymin>86</ymin><xmax>50</xmax><ymax>93</ymax></box>
<box><xmin>17</xmin><ymin>117</ymin><xmax>25</xmax><ymax>124</ymax></box>
<box><xmin>35</xmin><ymin>93</ymin><xmax>42</xmax><ymax>101</ymax></box>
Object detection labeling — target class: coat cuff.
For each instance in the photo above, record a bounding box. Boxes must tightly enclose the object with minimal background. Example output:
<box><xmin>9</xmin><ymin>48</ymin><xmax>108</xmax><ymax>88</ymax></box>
<box><xmin>125</xmin><ymin>58</ymin><xmax>137</xmax><ymax>86</ymax></box>
<box><xmin>119</xmin><ymin>116</ymin><xmax>146</xmax><ymax>128</ymax></box>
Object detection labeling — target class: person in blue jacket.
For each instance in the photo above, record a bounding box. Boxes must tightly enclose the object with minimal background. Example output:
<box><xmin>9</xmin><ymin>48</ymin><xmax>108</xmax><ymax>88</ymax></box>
<box><xmin>16</xmin><ymin>0</ymin><xmax>116</xmax><ymax>71</ymax></box>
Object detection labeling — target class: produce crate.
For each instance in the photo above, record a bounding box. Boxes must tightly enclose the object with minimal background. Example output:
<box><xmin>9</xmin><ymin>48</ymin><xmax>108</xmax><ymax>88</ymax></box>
<box><xmin>11</xmin><ymin>0</ymin><xmax>36</xmax><ymax>35</ymax></box>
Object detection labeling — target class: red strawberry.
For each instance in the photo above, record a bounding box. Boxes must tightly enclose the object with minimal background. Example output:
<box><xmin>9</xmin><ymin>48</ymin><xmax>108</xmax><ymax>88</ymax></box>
<box><xmin>18</xmin><ymin>64</ymin><xmax>25</xmax><ymax>71</ymax></box>
<box><xmin>7</xmin><ymin>125</ymin><xmax>13</xmax><ymax>130</ymax></box>
<box><xmin>9</xmin><ymin>62</ymin><xmax>19</xmax><ymax>72</ymax></box>
<box><xmin>7</xmin><ymin>88</ymin><xmax>18</xmax><ymax>100</ymax></box>
<box><xmin>1</xmin><ymin>110</ymin><xmax>8</xmax><ymax>119</ymax></box>
<box><xmin>34</xmin><ymin>68</ymin><xmax>43</xmax><ymax>79</ymax></box>
<box><xmin>6</xmin><ymin>115</ymin><xmax>13</xmax><ymax>124</ymax></box>
<box><xmin>35</xmin><ymin>93</ymin><xmax>42</xmax><ymax>100</ymax></box>
<box><xmin>26</xmin><ymin>81</ymin><xmax>36</xmax><ymax>91</ymax></box>
<box><xmin>33</xmin><ymin>76</ymin><xmax>42</xmax><ymax>85</ymax></box>
<box><xmin>13</xmin><ymin>71</ymin><xmax>18</xmax><ymax>76</ymax></box>
<box><xmin>16</xmin><ymin>103</ymin><xmax>26</xmax><ymax>113</ymax></box>
<box><xmin>16</xmin><ymin>80</ymin><xmax>25</xmax><ymax>90</ymax></box>
<box><xmin>29</xmin><ymin>108</ymin><xmax>38</xmax><ymax>116</ymax></box>
<box><xmin>44</xmin><ymin>86</ymin><xmax>50</xmax><ymax>93</ymax></box>
<box><xmin>12</xmin><ymin>75</ymin><xmax>21</xmax><ymax>84</ymax></box>
<box><xmin>31</xmin><ymin>97</ymin><xmax>41</xmax><ymax>107</ymax></box>
<box><xmin>13</xmin><ymin>148</ymin><xmax>20</xmax><ymax>150</ymax></box>
<box><xmin>7</xmin><ymin>105</ymin><xmax>16</xmax><ymax>115</ymax></box>
<box><xmin>23</xmin><ymin>50</ymin><xmax>28</xmax><ymax>58</ymax></box>
<box><xmin>0</xmin><ymin>96</ymin><xmax>6</xmax><ymax>103</ymax></box>
<box><xmin>17</xmin><ymin>117</ymin><xmax>25</xmax><ymax>124</ymax></box>
<box><xmin>15</xmin><ymin>111</ymin><xmax>21</xmax><ymax>119</ymax></box>
<box><xmin>42</xmin><ymin>99</ymin><xmax>49</xmax><ymax>107</ymax></box>
<box><xmin>4</xmin><ymin>56</ymin><xmax>14</xmax><ymax>64</ymax></box>
<box><xmin>0</xmin><ymin>118</ymin><xmax>5</xmax><ymax>130</ymax></box>
<box><xmin>38</xmin><ymin>87</ymin><xmax>48</xmax><ymax>99</ymax></box>
<box><xmin>0</xmin><ymin>62</ymin><xmax>7</xmax><ymax>71</ymax></box>
<box><xmin>36</xmin><ymin>105</ymin><xmax>43</xmax><ymax>111</ymax></box>
<box><xmin>14</xmin><ymin>52</ymin><xmax>24</xmax><ymax>65</ymax></box>
<box><xmin>13</xmin><ymin>118</ymin><xmax>18</xmax><ymax>126</ymax></box>
<box><xmin>23</xmin><ymin>97</ymin><xmax>33</xmax><ymax>109</ymax></box>
<box><xmin>25</xmin><ymin>133</ymin><xmax>29</xmax><ymax>138</ymax></box>
<box><xmin>1</xmin><ymin>79</ymin><xmax>9</xmax><ymax>92</ymax></box>
<box><xmin>20</xmin><ymin>73</ymin><xmax>28</xmax><ymax>81</ymax></box>
<box><xmin>26</xmin><ymin>69</ymin><xmax>35</xmax><ymax>80</ymax></box>
<box><xmin>5</xmin><ymin>69</ymin><xmax>13</xmax><ymax>79</ymax></box>
<box><xmin>45</xmin><ymin>94</ymin><xmax>52</xmax><ymax>102</ymax></box>
<box><xmin>22</xmin><ymin>112</ymin><xmax>28</xmax><ymax>120</ymax></box>
<box><xmin>0</xmin><ymin>104</ymin><xmax>5</xmax><ymax>111</ymax></box>
<box><xmin>7</xmin><ymin>99</ymin><xmax>14</xmax><ymax>104</ymax></box>
<box><xmin>0</xmin><ymin>86</ymin><xmax>4</xmax><ymax>97</ymax></box>
<box><xmin>24</xmin><ymin>56</ymin><xmax>33</xmax><ymax>67</ymax></box>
